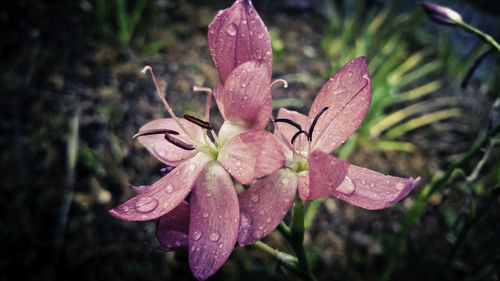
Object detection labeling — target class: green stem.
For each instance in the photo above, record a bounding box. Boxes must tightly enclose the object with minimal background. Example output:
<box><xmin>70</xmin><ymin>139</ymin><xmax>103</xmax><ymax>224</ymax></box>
<box><xmin>252</xmin><ymin>241</ymin><xmax>300</xmax><ymax>274</ymax></box>
<box><xmin>278</xmin><ymin>221</ymin><xmax>291</xmax><ymax>241</ymax></box>
<box><xmin>381</xmin><ymin>123</ymin><xmax>500</xmax><ymax>281</ymax></box>
<box><xmin>290</xmin><ymin>197</ymin><xmax>317</xmax><ymax>281</ymax></box>
<box><xmin>457</xmin><ymin>21</ymin><xmax>500</xmax><ymax>54</ymax></box>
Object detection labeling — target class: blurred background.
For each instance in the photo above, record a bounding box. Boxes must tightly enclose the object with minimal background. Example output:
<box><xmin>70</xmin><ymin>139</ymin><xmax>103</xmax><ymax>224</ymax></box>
<box><xmin>1</xmin><ymin>0</ymin><xmax>499</xmax><ymax>280</ymax></box>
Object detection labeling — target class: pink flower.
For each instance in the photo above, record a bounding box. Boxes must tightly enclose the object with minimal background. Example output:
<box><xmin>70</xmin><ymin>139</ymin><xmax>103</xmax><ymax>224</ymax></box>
<box><xmin>109</xmin><ymin>1</ymin><xmax>282</xmax><ymax>279</ymax></box>
<box><xmin>238</xmin><ymin>57</ymin><xmax>421</xmax><ymax>246</ymax></box>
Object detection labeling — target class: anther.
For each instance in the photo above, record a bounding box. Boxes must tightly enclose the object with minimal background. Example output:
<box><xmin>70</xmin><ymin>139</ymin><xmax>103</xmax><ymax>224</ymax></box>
<box><xmin>183</xmin><ymin>114</ymin><xmax>212</xmax><ymax>130</ymax></box>
<box><xmin>164</xmin><ymin>133</ymin><xmax>195</xmax><ymax>150</ymax></box>
<box><xmin>271</xmin><ymin>79</ymin><xmax>288</xmax><ymax>89</ymax></box>
<box><xmin>275</xmin><ymin>118</ymin><xmax>302</xmax><ymax>131</ymax></box>
<box><xmin>132</xmin><ymin>129</ymin><xmax>179</xmax><ymax>140</ymax></box>
<box><xmin>308</xmin><ymin>107</ymin><xmax>329</xmax><ymax>141</ymax></box>
<box><xmin>291</xmin><ymin>130</ymin><xmax>309</xmax><ymax>144</ymax></box>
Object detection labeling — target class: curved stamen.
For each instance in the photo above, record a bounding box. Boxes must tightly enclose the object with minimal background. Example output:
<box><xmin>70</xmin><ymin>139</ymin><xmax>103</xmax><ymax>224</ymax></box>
<box><xmin>308</xmin><ymin>107</ymin><xmax>329</xmax><ymax>141</ymax></box>
<box><xmin>271</xmin><ymin>79</ymin><xmax>288</xmax><ymax>89</ymax></box>
<box><xmin>164</xmin><ymin>133</ymin><xmax>195</xmax><ymax>150</ymax></box>
<box><xmin>193</xmin><ymin>86</ymin><xmax>213</xmax><ymax>122</ymax></box>
<box><xmin>183</xmin><ymin>114</ymin><xmax>212</xmax><ymax>130</ymax></box>
<box><xmin>132</xmin><ymin>129</ymin><xmax>179</xmax><ymax>140</ymax></box>
<box><xmin>291</xmin><ymin>130</ymin><xmax>309</xmax><ymax>145</ymax></box>
<box><xmin>141</xmin><ymin>66</ymin><xmax>197</xmax><ymax>145</ymax></box>
<box><xmin>275</xmin><ymin>118</ymin><xmax>302</xmax><ymax>131</ymax></box>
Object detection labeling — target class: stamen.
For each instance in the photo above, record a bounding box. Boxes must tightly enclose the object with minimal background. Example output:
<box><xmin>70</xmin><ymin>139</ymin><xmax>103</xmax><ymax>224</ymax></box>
<box><xmin>193</xmin><ymin>86</ymin><xmax>213</xmax><ymax>121</ymax></box>
<box><xmin>141</xmin><ymin>65</ymin><xmax>197</xmax><ymax>143</ymax></box>
<box><xmin>269</xmin><ymin>115</ymin><xmax>294</xmax><ymax>153</ymax></box>
<box><xmin>132</xmin><ymin>129</ymin><xmax>179</xmax><ymax>140</ymax></box>
<box><xmin>183</xmin><ymin>114</ymin><xmax>212</xmax><ymax>130</ymax></box>
<box><xmin>308</xmin><ymin>107</ymin><xmax>329</xmax><ymax>141</ymax></box>
<box><xmin>275</xmin><ymin>118</ymin><xmax>302</xmax><ymax>131</ymax></box>
<box><xmin>164</xmin><ymin>133</ymin><xmax>195</xmax><ymax>150</ymax></box>
<box><xmin>291</xmin><ymin>130</ymin><xmax>309</xmax><ymax>144</ymax></box>
<box><xmin>270</xmin><ymin>79</ymin><xmax>288</xmax><ymax>89</ymax></box>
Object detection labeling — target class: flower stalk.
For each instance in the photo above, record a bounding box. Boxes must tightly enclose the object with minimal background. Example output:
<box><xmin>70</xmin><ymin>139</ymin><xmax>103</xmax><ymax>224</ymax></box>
<box><xmin>290</xmin><ymin>197</ymin><xmax>317</xmax><ymax>281</ymax></box>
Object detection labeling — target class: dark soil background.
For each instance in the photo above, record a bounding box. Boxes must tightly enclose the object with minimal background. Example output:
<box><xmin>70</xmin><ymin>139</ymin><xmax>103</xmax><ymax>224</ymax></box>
<box><xmin>1</xmin><ymin>0</ymin><xmax>499</xmax><ymax>280</ymax></box>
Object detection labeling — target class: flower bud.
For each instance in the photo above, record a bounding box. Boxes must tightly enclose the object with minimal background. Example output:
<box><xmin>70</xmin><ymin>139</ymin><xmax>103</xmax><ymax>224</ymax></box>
<box><xmin>420</xmin><ymin>2</ymin><xmax>463</xmax><ymax>25</ymax></box>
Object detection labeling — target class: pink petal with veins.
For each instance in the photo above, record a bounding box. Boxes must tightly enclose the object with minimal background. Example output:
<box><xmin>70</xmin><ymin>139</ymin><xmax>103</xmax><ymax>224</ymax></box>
<box><xmin>137</xmin><ymin>118</ymin><xmax>205</xmax><ymax>166</ymax></box>
<box><xmin>189</xmin><ymin>163</ymin><xmax>239</xmax><ymax>280</ymax></box>
<box><xmin>330</xmin><ymin>164</ymin><xmax>421</xmax><ymax>210</ymax></box>
<box><xmin>208</xmin><ymin>0</ymin><xmax>272</xmax><ymax>84</ymax></box>
<box><xmin>307</xmin><ymin>151</ymin><xmax>349</xmax><ymax>200</ymax></box>
<box><xmin>297</xmin><ymin>171</ymin><xmax>310</xmax><ymax>201</ymax></box>
<box><xmin>275</xmin><ymin>108</ymin><xmax>308</xmax><ymax>152</ymax></box>
<box><xmin>308</xmin><ymin>57</ymin><xmax>372</xmax><ymax>153</ymax></box>
<box><xmin>214</xmin><ymin>61</ymin><xmax>272</xmax><ymax>130</ymax></box>
<box><xmin>157</xmin><ymin>201</ymin><xmax>190</xmax><ymax>250</ymax></box>
<box><xmin>109</xmin><ymin>153</ymin><xmax>212</xmax><ymax>221</ymax></box>
<box><xmin>238</xmin><ymin>169</ymin><xmax>296</xmax><ymax>246</ymax></box>
<box><xmin>218</xmin><ymin>130</ymin><xmax>285</xmax><ymax>185</ymax></box>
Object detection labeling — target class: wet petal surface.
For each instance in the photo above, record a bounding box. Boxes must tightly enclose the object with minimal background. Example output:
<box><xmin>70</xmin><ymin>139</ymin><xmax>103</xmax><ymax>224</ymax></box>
<box><xmin>330</xmin><ymin>164</ymin><xmax>421</xmax><ymax>210</ymax></box>
<box><xmin>109</xmin><ymin>153</ymin><xmax>211</xmax><ymax>221</ymax></box>
<box><xmin>208</xmin><ymin>0</ymin><xmax>272</xmax><ymax>84</ymax></box>
<box><xmin>188</xmin><ymin>163</ymin><xmax>239</xmax><ymax>280</ymax></box>
<box><xmin>214</xmin><ymin>61</ymin><xmax>272</xmax><ymax>131</ymax></box>
<box><xmin>307</xmin><ymin>151</ymin><xmax>349</xmax><ymax>200</ymax></box>
<box><xmin>238</xmin><ymin>169</ymin><xmax>297</xmax><ymax>246</ymax></box>
<box><xmin>218</xmin><ymin>130</ymin><xmax>285</xmax><ymax>185</ymax></box>
<box><xmin>308</xmin><ymin>57</ymin><xmax>372</xmax><ymax>153</ymax></box>
<box><xmin>157</xmin><ymin>201</ymin><xmax>190</xmax><ymax>250</ymax></box>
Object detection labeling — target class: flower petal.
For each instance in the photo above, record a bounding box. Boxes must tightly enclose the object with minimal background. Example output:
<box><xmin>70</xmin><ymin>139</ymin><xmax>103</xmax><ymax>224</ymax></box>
<box><xmin>208</xmin><ymin>0</ymin><xmax>272</xmax><ymax>84</ymax></box>
<box><xmin>109</xmin><ymin>153</ymin><xmax>212</xmax><ymax>221</ymax></box>
<box><xmin>156</xmin><ymin>201</ymin><xmax>189</xmax><ymax>250</ymax></box>
<box><xmin>136</xmin><ymin>118</ymin><xmax>205</xmax><ymax>166</ymax></box>
<box><xmin>297</xmin><ymin>171</ymin><xmax>310</xmax><ymax>201</ymax></box>
<box><xmin>238</xmin><ymin>169</ymin><xmax>297</xmax><ymax>246</ymax></box>
<box><xmin>308</xmin><ymin>57</ymin><xmax>372</xmax><ymax>153</ymax></box>
<box><xmin>188</xmin><ymin>163</ymin><xmax>239</xmax><ymax>280</ymax></box>
<box><xmin>218</xmin><ymin>130</ymin><xmax>285</xmax><ymax>185</ymax></box>
<box><xmin>330</xmin><ymin>164</ymin><xmax>421</xmax><ymax>210</ymax></box>
<box><xmin>275</xmin><ymin>108</ymin><xmax>308</xmax><ymax>153</ymax></box>
<box><xmin>307</xmin><ymin>151</ymin><xmax>349</xmax><ymax>200</ymax></box>
<box><xmin>214</xmin><ymin>61</ymin><xmax>272</xmax><ymax>130</ymax></box>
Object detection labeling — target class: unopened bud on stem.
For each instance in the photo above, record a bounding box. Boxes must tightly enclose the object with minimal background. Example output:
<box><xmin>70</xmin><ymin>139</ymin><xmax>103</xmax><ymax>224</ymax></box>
<box><xmin>420</xmin><ymin>2</ymin><xmax>463</xmax><ymax>26</ymax></box>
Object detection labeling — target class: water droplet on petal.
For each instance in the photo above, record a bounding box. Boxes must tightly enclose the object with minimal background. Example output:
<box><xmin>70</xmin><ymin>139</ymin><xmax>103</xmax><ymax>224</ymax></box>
<box><xmin>265</xmin><ymin>217</ymin><xmax>272</xmax><ymax>223</ymax></box>
<box><xmin>203</xmin><ymin>211</ymin><xmax>209</xmax><ymax>218</ymax></box>
<box><xmin>395</xmin><ymin>182</ymin><xmax>406</xmax><ymax>191</ymax></box>
<box><xmin>258</xmin><ymin>209</ymin><xmax>265</xmax><ymax>216</ymax></box>
<box><xmin>175</xmin><ymin>240</ymin><xmax>181</xmax><ymax>246</ymax></box>
<box><xmin>205</xmin><ymin>189</ymin><xmax>213</xmax><ymax>197</ymax></box>
<box><xmin>193</xmin><ymin>230</ymin><xmax>202</xmax><ymax>241</ymax></box>
<box><xmin>226</xmin><ymin>23</ymin><xmax>237</xmax><ymax>36</ymax></box>
<box><xmin>122</xmin><ymin>206</ymin><xmax>129</xmax><ymax>212</ymax></box>
<box><xmin>236</xmin><ymin>160</ymin><xmax>242</xmax><ymax>167</ymax></box>
<box><xmin>251</xmin><ymin>194</ymin><xmax>259</xmax><ymax>203</ymax></box>
<box><xmin>218</xmin><ymin>243</ymin><xmax>223</xmax><ymax>248</ymax></box>
<box><xmin>135</xmin><ymin>197</ymin><xmax>159</xmax><ymax>213</ymax></box>
<box><xmin>165</xmin><ymin>183</ymin><xmax>174</xmax><ymax>193</ymax></box>
<box><xmin>209</xmin><ymin>231</ymin><xmax>221</xmax><ymax>242</ymax></box>
<box><xmin>336</xmin><ymin>176</ymin><xmax>355</xmax><ymax>195</ymax></box>
<box><xmin>257</xmin><ymin>32</ymin><xmax>264</xmax><ymax>39</ymax></box>
<box><xmin>282</xmin><ymin>178</ymin><xmax>290</xmax><ymax>185</ymax></box>
<box><xmin>242</xmin><ymin>19</ymin><xmax>247</xmax><ymax>24</ymax></box>
<box><xmin>369</xmin><ymin>183</ymin><xmax>375</xmax><ymax>188</ymax></box>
